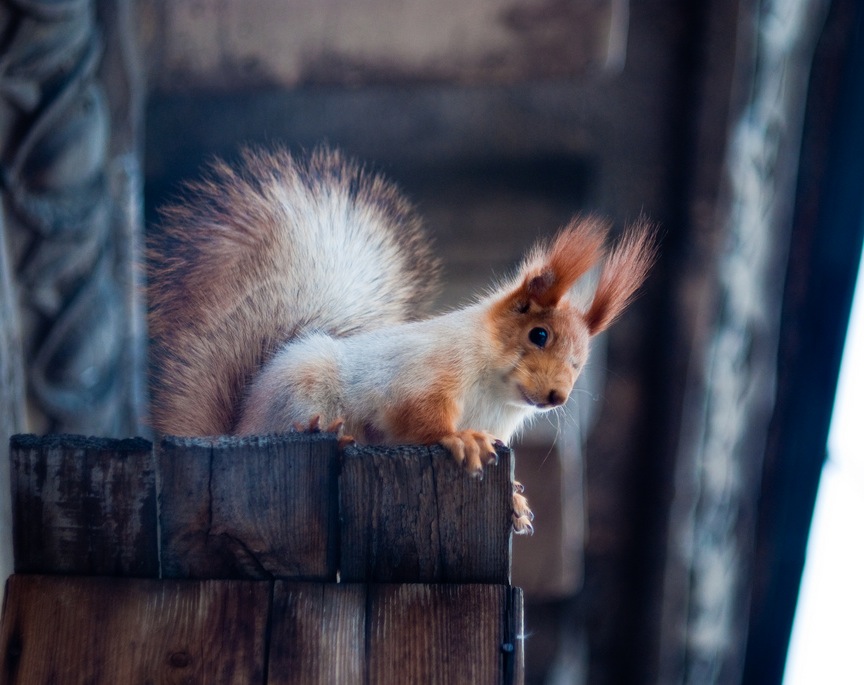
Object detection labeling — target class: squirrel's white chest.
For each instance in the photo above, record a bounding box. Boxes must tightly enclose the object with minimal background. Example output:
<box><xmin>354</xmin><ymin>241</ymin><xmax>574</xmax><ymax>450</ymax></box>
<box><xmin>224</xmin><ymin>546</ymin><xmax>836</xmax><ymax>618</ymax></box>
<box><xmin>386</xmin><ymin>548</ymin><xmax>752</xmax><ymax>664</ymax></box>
<box><xmin>456</xmin><ymin>373</ymin><xmax>534</xmax><ymax>442</ymax></box>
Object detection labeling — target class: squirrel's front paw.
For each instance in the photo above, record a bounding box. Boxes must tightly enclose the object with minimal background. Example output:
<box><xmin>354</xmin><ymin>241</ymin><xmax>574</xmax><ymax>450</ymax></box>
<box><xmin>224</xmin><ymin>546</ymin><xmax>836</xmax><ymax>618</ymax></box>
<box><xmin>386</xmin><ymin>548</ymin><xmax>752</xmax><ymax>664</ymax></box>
<box><xmin>512</xmin><ymin>481</ymin><xmax>534</xmax><ymax>535</ymax></box>
<box><xmin>439</xmin><ymin>430</ymin><xmax>501</xmax><ymax>478</ymax></box>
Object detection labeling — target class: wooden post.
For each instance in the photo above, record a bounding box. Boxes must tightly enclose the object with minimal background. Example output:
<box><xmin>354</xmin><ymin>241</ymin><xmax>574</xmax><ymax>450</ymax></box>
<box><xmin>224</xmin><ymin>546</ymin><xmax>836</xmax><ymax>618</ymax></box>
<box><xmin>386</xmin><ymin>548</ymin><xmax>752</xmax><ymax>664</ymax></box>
<box><xmin>4</xmin><ymin>434</ymin><xmax>523</xmax><ymax>683</ymax></box>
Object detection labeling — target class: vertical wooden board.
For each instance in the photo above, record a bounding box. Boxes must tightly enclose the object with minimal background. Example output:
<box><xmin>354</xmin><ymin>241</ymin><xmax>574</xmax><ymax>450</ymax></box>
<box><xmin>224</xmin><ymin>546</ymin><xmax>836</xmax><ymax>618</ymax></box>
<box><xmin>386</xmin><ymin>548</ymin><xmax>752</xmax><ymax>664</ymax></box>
<box><xmin>268</xmin><ymin>582</ymin><xmax>365</xmax><ymax>685</ymax></box>
<box><xmin>431</xmin><ymin>445</ymin><xmax>513</xmax><ymax>583</ymax></box>
<box><xmin>339</xmin><ymin>445</ymin><xmax>440</xmax><ymax>582</ymax></box>
<box><xmin>0</xmin><ymin>574</ymin><xmax>270</xmax><ymax>684</ymax></box>
<box><xmin>10</xmin><ymin>434</ymin><xmax>157</xmax><ymax>576</ymax></box>
<box><xmin>340</xmin><ymin>444</ymin><xmax>512</xmax><ymax>583</ymax></box>
<box><xmin>366</xmin><ymin>583</ymin><xmax>521</xmax><ymax>685</ymax></box>
<box><xmin>154</xmin><ymin>435</ymin><xmax>212</xmax><ymax>576</ymax></box>
<box><xmin>158</xmin><ymin>434</ymin><xmax>339</xmax><ymax>580</ymax></box>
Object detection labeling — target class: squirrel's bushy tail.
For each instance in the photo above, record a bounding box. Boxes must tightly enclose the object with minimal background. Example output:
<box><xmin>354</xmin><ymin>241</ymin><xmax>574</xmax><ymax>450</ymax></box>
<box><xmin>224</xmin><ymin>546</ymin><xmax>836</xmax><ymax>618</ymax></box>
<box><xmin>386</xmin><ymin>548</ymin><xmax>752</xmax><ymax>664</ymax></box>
<box><xmin>147</xmin><ymin>146</ymin><xmax>440</xmax><ymax>436</ymax></box>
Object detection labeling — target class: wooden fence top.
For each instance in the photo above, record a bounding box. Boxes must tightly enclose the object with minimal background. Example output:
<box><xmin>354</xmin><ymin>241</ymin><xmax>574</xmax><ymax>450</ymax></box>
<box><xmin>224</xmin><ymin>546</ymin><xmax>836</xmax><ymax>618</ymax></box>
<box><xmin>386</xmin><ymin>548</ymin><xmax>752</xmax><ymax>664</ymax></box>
<box><xmin>9</xmin><ymin>432</ymin><xmax>514</xmax><ymax>584</ymax></box>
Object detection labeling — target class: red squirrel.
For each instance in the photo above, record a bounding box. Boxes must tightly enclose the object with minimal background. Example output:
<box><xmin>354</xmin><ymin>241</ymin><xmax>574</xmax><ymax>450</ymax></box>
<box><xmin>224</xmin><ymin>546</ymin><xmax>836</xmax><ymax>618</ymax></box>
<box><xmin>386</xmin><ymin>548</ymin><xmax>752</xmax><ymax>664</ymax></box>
<box><xmin>147</xmin><ymin>147</ymin><xmax>656</xmax><ymax>534</ymax></box>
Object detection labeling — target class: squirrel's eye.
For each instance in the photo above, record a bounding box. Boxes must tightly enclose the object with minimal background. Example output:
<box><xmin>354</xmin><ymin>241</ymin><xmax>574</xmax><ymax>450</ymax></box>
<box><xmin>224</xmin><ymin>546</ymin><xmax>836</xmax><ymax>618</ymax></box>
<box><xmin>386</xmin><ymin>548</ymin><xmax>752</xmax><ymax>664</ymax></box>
<box><xmin>529</xmin><ymin>327</ymin><xmax>549</xmax><ymax>348</ymax></box>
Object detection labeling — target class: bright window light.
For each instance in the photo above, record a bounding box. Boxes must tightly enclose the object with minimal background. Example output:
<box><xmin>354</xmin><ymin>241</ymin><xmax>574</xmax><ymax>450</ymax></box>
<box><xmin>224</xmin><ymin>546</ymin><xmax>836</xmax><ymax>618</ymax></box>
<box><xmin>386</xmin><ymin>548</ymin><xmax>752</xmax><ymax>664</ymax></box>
<box><xmin>783</xmin><ymin>248</ymin><xmax>864</xmax><ymax>685</ymax></box>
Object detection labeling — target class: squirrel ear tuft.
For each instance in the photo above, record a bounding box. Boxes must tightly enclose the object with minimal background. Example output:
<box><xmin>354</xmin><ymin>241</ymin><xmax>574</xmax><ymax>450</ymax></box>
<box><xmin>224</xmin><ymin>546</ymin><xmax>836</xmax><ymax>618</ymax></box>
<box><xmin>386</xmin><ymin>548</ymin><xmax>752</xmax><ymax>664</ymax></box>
<box><xmin>518</xmin><ymin>217</ymin><xmax>608</xmax><ymax>309</ymax></box>
<box><xmin>525</xmin><ymin>270</ymin><xmax>556</xmax><ymax>301</ymax></box>
<box><xmin>584</xmin><ymin>219</ymin><xmax>658</xmax><ymax>334</ymax></box>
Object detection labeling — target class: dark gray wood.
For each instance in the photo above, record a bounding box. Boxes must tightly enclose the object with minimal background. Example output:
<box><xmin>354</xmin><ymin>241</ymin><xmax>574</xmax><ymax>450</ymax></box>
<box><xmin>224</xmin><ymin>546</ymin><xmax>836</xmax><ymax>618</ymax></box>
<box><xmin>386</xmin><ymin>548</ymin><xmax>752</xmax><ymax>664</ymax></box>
<box><xmin>0</xmin><ymin>574</ymin><xmax>270</xmax><ymax>685</ymax></box>
<box><xmin>157</xmin><ymin>433</ymin><xmax>340</xmax><ymax>580</ymax></box>
<box><xmin>10</xmin><ymin>434</ymin><xmax>157</xmax><ymax>577</ymax></box>
<box><xmin>10</xmin><ymin>434</ymin><xmax>515</xmax><ymax>583</ymax></box>
<box><xmin>268</xmin><ymin>582</ymin><xmax>366</xmax><ymax>685</ymax></box>
<box><xmin>339</xmin><ymin>444</ymin><xmax>512</xmax><ymax>584</ymax></box>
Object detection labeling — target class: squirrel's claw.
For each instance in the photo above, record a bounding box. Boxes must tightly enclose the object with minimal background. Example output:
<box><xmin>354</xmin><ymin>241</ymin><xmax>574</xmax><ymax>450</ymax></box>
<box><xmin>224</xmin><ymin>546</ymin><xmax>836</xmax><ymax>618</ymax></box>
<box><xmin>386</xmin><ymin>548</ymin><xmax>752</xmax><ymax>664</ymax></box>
<box><xmin>293</xmin><ymin>416</ymin><xmax>352</xmax><ymax>448</ymax></box>
<box><xmin>337</xmin><ymin>434</ymin><xmax>356</xmax><ymax>449</ymax></box>
<box><xmin>293</xmin><ymin>415</ymin><xmax>322</xmax><ymax>433</ymax></box>
<box><xmin>512</xmin><ymin>481</ymin><xmax>534</xmax><ymax>535</ymax></box>
<box><xmin>325</xmin><ymin>418</ymin><xmax>345</xmax><ymax>433</ymax></box>
<box><xmin>439</xmin><ymin>430</ymin><xmax>500</xmax><ymax>477</ymax></box>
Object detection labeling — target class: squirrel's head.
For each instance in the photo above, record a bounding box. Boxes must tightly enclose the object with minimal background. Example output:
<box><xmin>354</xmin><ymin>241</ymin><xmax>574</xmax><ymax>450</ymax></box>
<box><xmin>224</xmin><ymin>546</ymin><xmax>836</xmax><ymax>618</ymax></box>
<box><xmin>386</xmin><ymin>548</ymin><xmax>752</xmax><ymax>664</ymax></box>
<box><xmin>488</xmin><ymin>217</ymin><xmax>657</xmax><ymax>412</ymax></box>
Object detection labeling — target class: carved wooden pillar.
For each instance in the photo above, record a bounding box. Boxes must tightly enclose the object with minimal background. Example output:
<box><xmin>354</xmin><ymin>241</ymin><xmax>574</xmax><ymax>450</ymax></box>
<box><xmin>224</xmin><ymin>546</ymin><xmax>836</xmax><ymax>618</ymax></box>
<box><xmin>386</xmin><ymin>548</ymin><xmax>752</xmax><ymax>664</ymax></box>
<box><xmin>0</xmin><ymin>0</ymin><xmax>145</xmax><ymax>438</ymax></box>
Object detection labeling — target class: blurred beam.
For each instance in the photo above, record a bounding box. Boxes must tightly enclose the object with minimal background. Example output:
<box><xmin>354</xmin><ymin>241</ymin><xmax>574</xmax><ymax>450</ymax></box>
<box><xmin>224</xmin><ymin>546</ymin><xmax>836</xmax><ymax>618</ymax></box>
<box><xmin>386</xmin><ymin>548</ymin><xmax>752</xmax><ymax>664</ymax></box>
<box><xmin>140</xmin><ymin>0</ymin><xmax>629</xmax><ymax>91</ymax></box>
<box><xmin>744</xmin><ymin>1</ymin><xmax>864</xmax><ymax>682</ymax></box>
<box><xmin>657</xmin><ymin>0</ymin><xmax>831</xmax><ymax>683</ymax></box>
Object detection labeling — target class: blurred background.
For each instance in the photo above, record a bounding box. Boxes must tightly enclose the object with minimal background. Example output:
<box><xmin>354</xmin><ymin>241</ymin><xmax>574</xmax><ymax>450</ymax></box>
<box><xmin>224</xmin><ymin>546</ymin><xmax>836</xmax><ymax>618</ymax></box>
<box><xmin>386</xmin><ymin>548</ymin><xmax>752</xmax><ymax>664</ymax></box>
<box><xmin>1</xmin><ymin>1</ymin><xmax>862</xmax><ymax>683</ymax></box>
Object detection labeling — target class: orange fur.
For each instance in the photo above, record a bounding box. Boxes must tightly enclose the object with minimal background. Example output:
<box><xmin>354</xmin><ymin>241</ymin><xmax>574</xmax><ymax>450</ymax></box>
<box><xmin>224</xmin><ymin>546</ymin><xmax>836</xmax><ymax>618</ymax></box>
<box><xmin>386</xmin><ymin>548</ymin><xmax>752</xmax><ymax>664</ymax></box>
<box><xmin>386</xmin><ymin>365</ymin><xmax>462</xmax><ymax>443</ymax></box>
<box><xmin>519</xmin><ymin>217</ymin><xmax>608</xmax><ymax>308</ymax></box>
<box><xmin>585</xmin><ymin>218</ymin><xmax>658</xmax><ymax>334</ymax></box>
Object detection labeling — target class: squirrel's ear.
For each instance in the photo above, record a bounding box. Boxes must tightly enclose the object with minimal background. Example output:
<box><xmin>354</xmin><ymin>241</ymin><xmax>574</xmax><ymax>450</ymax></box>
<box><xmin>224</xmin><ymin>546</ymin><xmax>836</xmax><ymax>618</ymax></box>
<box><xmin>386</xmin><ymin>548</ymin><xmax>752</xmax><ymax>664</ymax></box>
<box><xmin>584</xmin><ymin>219</ymin><xmax>658</xmax><ymax>334</ymax></box>
<box><xmin>517</xmin><ymin>218</ymin><xmax>608</xmax><ymax>309</ymax></box>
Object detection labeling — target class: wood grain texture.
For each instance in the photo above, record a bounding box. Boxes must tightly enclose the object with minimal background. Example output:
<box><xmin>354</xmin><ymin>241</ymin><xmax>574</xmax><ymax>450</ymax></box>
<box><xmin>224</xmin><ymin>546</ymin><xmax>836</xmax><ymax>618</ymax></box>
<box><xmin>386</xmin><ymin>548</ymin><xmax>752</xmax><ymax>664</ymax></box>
<box><xmin>10</xmin><ymin>434</ymin><xmax>157</xmax><ymax>576</ymax></box>
<box><xmin>9</xmin><ymin>434</ymin><xmax>513</xmax><ymax>583</ymax></box>
<box><xmin>268</xmin><ymin>582</ymin><xmax>366</xmax><ymax>685</ymax></box>
<box><xmin>366</xmin><ymin>583</ymin><xmax>523</xmax><ymax>685</ymax></box>
<box><xmin>339</xmin><ymin>444</ymin><xmax>513</xmax><ymax>583</ymax></box>
<box><xmin>0</xmin><ymin>578</ymin><xmax>523</xmax><ymax>684</ymax></box>
<box><xmin>158</xmin><ymin>433</ymin><xmax>339</xmax><ymax>580</ymax></box>
<box><xmin>0</xmin><ymin>574</ymin><xmax>270</xmax><ymax>685</ymax></box>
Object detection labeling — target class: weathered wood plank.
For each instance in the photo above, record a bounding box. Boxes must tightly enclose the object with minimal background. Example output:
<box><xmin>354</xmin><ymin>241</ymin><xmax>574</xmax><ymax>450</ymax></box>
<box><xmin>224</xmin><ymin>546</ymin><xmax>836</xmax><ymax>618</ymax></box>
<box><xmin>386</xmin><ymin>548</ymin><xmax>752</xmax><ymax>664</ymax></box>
<box><xmin>10</xmin><ymin>434</ymin><xmax>157</xmax><ymax>577</ymax></box>
<box><xmin>267</xmin><ymin>582</ymin><xmax>524</xmax><ymax>685</ymax></box>
<box><xmin>0</xmin><ymin>574</ymin><xmax>270</xmax><ymax>685</ymax></box>
<box><xmin>339</xmin><ymin>444</ymin><xmax>512</xmax><ymax>583</ymax></box>
<box><xmin>366</xmin><ymin>583</ymin><xmax>524</xmax><ymax>685</ymax></box>
<box><xmin>11</xmin><ymin>434</ymin><xmax>513</xmax><ymax>582</ymax></box>
<box><xmin>268</xmin><ymin>582</ymin><xmax>366</xmax><ymax>685</ymax></box>
<box><xmin>158</xmin><ymin>433</ymin><xmax>339</xmax><ymax>580</ymax></box>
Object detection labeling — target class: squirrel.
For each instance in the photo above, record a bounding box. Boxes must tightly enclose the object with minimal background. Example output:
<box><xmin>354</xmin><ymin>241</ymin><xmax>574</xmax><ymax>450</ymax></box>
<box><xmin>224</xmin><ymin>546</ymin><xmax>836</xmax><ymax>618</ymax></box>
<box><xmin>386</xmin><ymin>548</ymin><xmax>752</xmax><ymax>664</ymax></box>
<box><xmin>147</xmin><ymin>146</ymin><xmax>656</xmax><ymax>534</ymax></box>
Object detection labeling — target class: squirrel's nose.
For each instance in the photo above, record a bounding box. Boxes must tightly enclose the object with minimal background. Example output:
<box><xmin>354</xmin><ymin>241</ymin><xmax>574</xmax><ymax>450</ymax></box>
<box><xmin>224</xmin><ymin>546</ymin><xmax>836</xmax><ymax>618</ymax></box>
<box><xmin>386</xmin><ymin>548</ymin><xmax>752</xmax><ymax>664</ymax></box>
<box><xmin>547</xmin><ymin>389</ymin><xmax>567</xmax><ymax>407</ymax></box>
